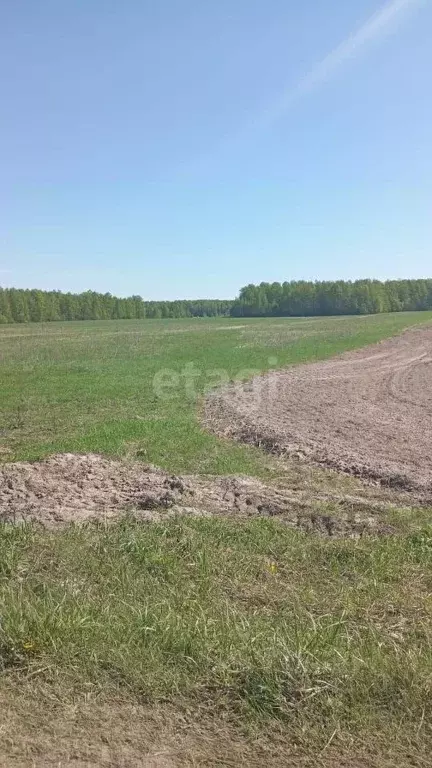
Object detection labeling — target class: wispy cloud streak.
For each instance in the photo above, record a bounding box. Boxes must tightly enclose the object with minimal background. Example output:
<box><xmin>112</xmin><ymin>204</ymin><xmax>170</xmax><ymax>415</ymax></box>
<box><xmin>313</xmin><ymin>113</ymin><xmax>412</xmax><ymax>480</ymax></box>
<box><xmin>184</xmin><ymin>0</ymin><xmax>426</xmax><ymax>175</ymax></box>
<box><xmin>258</xmin><ymin>0</ymin><xmax>425</xmax><ymax>128</ymax></box>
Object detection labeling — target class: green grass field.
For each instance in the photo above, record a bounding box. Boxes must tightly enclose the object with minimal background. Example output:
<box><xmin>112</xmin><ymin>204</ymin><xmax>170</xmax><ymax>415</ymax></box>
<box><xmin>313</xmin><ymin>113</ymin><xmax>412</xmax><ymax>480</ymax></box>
<box><xmin>1</xmin><ymin>312</ymin><xmax>432</xmax><ymax>767</ymax></box>
<box><xmin>1</xmin><ymin>311</ymin><xmax>432</xmax><ymax>472</ymax></box>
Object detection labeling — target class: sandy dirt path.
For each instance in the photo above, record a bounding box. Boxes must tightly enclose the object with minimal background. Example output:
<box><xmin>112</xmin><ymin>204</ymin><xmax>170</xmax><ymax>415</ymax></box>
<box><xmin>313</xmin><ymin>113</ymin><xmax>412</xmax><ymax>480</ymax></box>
<box><xmin>204</xmin><ymin>324</ymin><xmax>432</xmax><ymax>497</ymax></box>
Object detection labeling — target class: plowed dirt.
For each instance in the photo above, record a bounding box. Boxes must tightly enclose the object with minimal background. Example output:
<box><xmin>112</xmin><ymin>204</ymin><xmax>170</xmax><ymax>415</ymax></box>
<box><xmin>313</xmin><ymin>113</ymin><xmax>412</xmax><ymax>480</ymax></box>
<box><xmin>204</xmin><ymin>324</ymin><xmax>432</xmax><ymax>498</ymax></box>
<box><xmin>0</xmin><ymin>453</ymin><xmax>396</xmax><ymax>537</ymax></box>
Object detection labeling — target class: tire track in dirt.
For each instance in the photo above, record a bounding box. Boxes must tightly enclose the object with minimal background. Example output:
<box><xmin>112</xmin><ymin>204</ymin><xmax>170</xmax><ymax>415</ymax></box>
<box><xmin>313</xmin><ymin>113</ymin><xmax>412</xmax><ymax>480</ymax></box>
<box><xmin>203</xmin><ymin>324</ymin><xmax>432</xmax><ymax>498</ymax></box>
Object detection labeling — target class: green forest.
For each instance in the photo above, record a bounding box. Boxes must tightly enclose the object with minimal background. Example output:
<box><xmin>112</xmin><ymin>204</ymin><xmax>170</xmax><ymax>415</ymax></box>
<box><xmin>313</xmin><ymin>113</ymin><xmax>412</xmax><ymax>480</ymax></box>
<box><xmin>1</xmin><ymin>279</ymin><xmax>432</xmax><ymax>323</ymax></box>
<box><xmin>231</xmin><ymin>278</ymin><xmax>432</xmax><ymax>317</ymax></box>
<box><xmin>0</xmin><ymin>288</ymin><xmax>231</xmax><ymax>323</ymax></box>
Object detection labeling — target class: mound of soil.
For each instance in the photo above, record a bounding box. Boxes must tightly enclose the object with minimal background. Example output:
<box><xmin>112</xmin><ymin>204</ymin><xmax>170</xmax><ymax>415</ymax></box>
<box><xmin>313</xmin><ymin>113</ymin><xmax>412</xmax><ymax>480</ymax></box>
<box><xmin>0</xmin><ymin>453</ymin><xmax>393</xmax><ymax>537</ymax></box>
<box><xmin>204</xmin><ymin>324</ymin><xmax>432</xmax><ymax>499</ymax></box>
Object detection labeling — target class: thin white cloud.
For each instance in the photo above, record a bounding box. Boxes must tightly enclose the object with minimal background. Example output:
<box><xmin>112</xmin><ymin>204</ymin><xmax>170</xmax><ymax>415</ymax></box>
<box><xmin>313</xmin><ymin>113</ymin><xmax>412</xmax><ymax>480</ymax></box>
<box><xmin>258</xmin><ymin>0</ymin><xmax>425</xmax><ymax>129</ymax></box>
<box><xmin>188</xmin><ymin>0</ymin><xmax>426</xmax><ymax>173</ymax></box>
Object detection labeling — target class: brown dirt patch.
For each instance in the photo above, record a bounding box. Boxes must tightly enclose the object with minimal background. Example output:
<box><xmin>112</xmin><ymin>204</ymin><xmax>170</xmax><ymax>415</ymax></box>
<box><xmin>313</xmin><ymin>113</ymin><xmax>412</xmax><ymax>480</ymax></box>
<box><xmin>0</xmin><ymin>453</ymin><xmax>397</xmax><ymax>537</ymax></box>
<box><xmin>1</xmin><ymin>682</ymin><xmax>409</xmax><ymax>768</ymax></box>
<box><xmin>203</xmin><ymin>324</ymin><xmax>432</xmax><ymax>499</ymax></box>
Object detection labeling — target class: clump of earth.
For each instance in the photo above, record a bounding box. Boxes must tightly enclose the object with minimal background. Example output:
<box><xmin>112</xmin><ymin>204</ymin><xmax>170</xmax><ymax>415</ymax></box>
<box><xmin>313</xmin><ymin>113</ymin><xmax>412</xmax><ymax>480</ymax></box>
<box><xmin>0</xmin><ymin>453</ymin><xmax>396</xmax><ymax>538</ymax></box>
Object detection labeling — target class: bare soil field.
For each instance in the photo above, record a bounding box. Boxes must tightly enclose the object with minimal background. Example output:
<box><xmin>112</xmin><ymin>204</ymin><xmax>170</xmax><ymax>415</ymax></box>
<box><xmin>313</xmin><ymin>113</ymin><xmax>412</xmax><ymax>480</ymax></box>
<box><xmin>204</xmin><ymin>324</ymin><xmax>432</xmax><ymax>498</ymax></box>
<box><xmin>0</xmin><ymin>453</ymin><xmax>400</xmax><ymax>537</ymax></box>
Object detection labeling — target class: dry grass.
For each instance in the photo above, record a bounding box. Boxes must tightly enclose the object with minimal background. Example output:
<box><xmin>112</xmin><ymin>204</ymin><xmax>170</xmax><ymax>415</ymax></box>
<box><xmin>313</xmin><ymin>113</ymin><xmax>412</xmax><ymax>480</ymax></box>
<box><xmin>2</xmin><ymin>683</ymin><xmax>431</xmax><ymax>767</ymax></box>
<box><xmin>1</xmin><ymin>517</ymin><xmax>432</xmax><ymax>766</ymax></box>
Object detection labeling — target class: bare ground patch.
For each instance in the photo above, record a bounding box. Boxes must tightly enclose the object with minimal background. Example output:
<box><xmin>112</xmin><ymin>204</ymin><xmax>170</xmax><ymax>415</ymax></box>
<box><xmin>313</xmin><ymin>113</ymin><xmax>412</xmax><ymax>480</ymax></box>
<box><xmin>1</xmin><ymin>682</ymin><xmax>413</xmax><ymax>768</ymax></box>
<box><xmin>203</xmin><ymin>325</ymin><xmax>432</xmax><ymax>499</ymax></box>
<box><xmin>0</xmin><ymin>453</ymin><xmax>403</xmax><ymax>537</ymax></box>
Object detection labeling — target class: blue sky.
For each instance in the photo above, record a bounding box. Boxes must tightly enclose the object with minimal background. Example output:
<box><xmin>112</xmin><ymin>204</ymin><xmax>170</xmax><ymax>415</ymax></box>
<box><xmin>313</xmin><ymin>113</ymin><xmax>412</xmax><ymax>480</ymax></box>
<box><xmin>1</xmin><ymin>0</ymin><xmax>431</xmax><ymax>299</ymax></box>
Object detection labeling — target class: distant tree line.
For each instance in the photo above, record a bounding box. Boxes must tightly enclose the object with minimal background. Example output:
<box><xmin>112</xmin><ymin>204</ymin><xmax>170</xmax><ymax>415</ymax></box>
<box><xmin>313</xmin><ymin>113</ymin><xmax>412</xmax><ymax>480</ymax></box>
<box><xmin>231</xmin><ymin>279</ymin><xmax>432</xmax><ymax>317</ymax></box>
<box><xmin>0</xmin><ymin>288</ymin><xmax>232</xmax><ymax>324</ymax></box>
<box><xmin>1</xmin><ymin>279</ymin><xmax>432</xmax><ymax>324</ymax></box>
<box><xmin>146</xmin><ymin>299</ymin><xmax>232</xmax><ymax>319</ymax></box>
